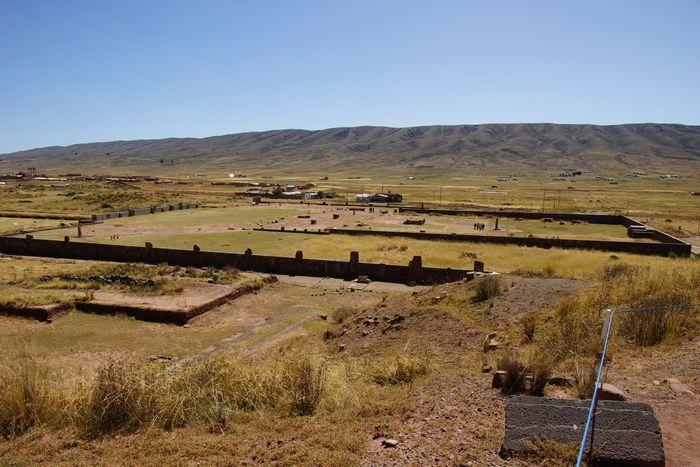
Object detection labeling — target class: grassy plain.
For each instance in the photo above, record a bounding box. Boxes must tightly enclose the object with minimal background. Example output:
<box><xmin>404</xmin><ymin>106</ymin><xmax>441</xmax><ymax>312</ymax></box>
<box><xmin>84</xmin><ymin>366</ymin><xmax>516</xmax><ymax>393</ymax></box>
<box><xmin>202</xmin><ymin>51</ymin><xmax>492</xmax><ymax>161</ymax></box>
<box><xmin>0</xmin><ymin>170</ymin><xmax>698</xmax><ymax>464</ymax></box>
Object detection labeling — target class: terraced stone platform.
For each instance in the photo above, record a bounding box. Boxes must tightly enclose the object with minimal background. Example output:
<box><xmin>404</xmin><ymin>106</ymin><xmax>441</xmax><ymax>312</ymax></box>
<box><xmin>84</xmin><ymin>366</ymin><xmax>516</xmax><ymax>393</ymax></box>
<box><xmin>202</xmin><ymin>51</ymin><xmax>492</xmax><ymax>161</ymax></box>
<box><xmin>501</xmin><ymin>396</ymin><xmax>664</xmax><ymax>466</ymax></box>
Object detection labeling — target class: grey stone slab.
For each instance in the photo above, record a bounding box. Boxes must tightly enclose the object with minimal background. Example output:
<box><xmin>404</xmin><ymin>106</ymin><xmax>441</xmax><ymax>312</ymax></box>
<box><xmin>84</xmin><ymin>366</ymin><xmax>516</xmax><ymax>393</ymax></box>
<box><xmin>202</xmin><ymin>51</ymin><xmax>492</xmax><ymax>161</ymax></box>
<box><xmin>501</xmin><ymin>396</ymin><xmax>664</xmax><ymax>467</ymax></box>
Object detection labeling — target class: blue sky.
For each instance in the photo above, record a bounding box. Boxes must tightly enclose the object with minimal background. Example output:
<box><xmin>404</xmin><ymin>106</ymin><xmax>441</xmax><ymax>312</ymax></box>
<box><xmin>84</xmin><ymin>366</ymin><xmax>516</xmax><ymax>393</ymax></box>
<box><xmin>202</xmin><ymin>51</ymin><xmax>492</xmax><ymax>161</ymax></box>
<box><xmin>1</xmin><ymin>0</ymin><xmax>699</xmax><ymax>153</ymax></box>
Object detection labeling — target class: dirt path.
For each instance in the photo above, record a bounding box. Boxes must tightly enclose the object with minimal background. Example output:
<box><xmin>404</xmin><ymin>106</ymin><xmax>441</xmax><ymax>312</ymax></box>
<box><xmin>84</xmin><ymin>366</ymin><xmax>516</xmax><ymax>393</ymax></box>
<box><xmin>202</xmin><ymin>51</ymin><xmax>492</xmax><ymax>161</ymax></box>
<box><xmin>656</xmin><ymin>396</ymin><xmax>700</xmax><ymax>466</ymax></box>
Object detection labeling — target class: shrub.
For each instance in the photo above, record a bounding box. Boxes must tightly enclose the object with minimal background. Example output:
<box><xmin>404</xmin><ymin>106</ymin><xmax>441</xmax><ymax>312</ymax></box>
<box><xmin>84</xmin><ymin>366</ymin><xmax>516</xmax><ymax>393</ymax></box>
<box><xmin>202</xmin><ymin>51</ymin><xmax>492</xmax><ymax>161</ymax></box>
<box><xmin>473</xmin><ymin>275</ymin><xmax>502</xmax><ymax>302</ymax></box>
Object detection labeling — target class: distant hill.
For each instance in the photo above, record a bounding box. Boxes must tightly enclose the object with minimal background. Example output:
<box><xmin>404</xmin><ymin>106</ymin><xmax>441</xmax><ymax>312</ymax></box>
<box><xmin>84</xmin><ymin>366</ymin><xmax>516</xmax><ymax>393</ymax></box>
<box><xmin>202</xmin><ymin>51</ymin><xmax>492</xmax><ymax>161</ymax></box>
<box><xmin>1</xmin><ymin>123</ymin><xmax>699</xmax><ymax>176</ymax></box>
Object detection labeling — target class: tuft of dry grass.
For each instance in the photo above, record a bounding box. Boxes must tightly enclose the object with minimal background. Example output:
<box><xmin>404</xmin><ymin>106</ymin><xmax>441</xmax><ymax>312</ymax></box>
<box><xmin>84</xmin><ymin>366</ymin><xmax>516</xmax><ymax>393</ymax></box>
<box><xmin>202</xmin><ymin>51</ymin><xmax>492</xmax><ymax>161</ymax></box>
<box><xmin>473</xmin><ymin>275</ymin><xmax>502</xmax><ymax>302</ymax></box>
<box><xmin>512</xmin><ymin>264</ymin><xmax>557</xmax><ymax>278</ymax></box>
<box><xmin>0</xmin><ymin>349</ymin><xmax>79</xmax><ymax>438</ymax></box>
<box><xmin>371</xmin><ymin>349</ymin><xmax>430</xmax><ymax>386</ymax></box>
<box><xmin>573</xmin><ymin>359</ymin><xmax>597</xmax><ymax>399</ymax></box>
<box><xmin>496</xmin><ymin>351</ymin><xmax>555</xmax><ymax>396</ymax></box>
<box><xmin>520</xmin><ymin>312</ymin><xmax>538</xmax><ymax>344</ymax></box>
<box><xmin>285</xmin><ymin>356</ymin><xmax>325</xmax><ymax>416</ymax></box>
<box><xmin>332</xmin><ymin>306</ymin><xmax>356</xmax><ymax>324</ymax></box>
<box><xmin>496</xmin><ymin>351</ymin><xmax>527</xmax><ymax>395</ymax></box>
<box><xmin>0</xmin><ymin>350</ymin><xmax>373</xmax><ymax>438</ymax></box>
<box><xmin>528</xmin><ymin>355</ymin><xmax>553</xmax><ymax>397</ymax></box>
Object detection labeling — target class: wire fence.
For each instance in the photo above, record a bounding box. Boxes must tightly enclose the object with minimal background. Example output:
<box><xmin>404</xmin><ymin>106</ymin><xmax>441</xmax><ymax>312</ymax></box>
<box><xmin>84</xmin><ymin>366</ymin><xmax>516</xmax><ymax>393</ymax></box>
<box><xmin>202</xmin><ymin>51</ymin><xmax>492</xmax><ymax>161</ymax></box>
<box><xmin>575</xmin><ymin>303</ymin><xmax>700</xmax><ymax>467</ymax></box>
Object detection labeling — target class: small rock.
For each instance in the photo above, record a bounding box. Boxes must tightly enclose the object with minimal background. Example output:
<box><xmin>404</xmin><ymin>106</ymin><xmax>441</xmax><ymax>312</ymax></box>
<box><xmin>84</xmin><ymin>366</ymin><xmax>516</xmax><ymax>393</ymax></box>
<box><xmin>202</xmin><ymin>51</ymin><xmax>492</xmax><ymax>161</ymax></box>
<box><xmin>598</xmin><ymin>383</ymin><xmax>626</xmax><ymax>401</ymax></box>
<box><xmin>362</xmin><ymin>330</ymin><xmax>369</xmax><ymax>336</ymax></box>
<box><xmin>338</xmin><ymin>343</ymin><xmax>346</xmax><ymax>352</ymax></box>
<box><xmin>664</xmin><ymin>378</ymin><xmax>695</xmax><ymax>395</ymax></box>
<box><xmin>382</xmin><ymin>438</ymin><xmax>399</xmax><ymax>448</ymax></box>
<box><xmin>548</xmin><ymin>375</ymin><xmax>575</xmax><ymax>387</ymax></box>
<box><xmin>481</xmin><ymin>364</ymin><xmax>492</xmax><ymax>373</ymax></box>
<box><xmin>653</xmin><ymin>380</ymin><xmax>660</xmax><ymax>386</ymax></box>
<box><xmin>486</xmin><ymin>339</ymin><xmax>500</xmax><ymax>351</ymax></box>
<box><xmin>319</xmin><ymin>314</ymin><xmax>328</xmax><ymax>320</ymax></box>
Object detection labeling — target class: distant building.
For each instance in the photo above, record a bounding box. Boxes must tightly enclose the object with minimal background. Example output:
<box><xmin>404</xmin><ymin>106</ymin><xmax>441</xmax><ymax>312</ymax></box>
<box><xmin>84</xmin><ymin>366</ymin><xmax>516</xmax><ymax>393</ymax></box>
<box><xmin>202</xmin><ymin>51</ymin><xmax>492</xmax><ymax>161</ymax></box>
<box><xmin>369</xmin><ymin>192</ymin><xmax>403</xmax><ymax>203</ymax></box>
<box><xmin>355</xmin><ymin>193</ymin><xmax>370</xmax><ymax>202</ymax></box>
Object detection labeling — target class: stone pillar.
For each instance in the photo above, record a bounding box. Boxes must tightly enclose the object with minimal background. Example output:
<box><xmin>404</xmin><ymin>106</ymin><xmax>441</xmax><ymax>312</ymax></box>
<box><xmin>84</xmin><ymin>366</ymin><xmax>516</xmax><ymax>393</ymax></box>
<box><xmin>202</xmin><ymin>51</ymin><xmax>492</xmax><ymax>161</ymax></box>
<box><xmin>295</xmin><ymin>250</ymin><xmax>303</xmax><ymax>260</ymax></box>
<box><xmin>350</xmin><ymin>251</ymin><xmax>359</xmax><ymax>263</ymax></box>
<box><xmin>193</xmin><ymin>245</ymin><xmax>200</xmax><ymax>253</ymax></box>
<box><xmin>77</xmin><ymin>223</ymin><xmax>82</xmax><ymax>238</ymax></box>
<box><xmin>245</xmin><ymin>248</ymin><xmax>253</xmax><ymax>256</ymax></box>
<box><xmin>64</xmin><ymin>236</ymin><xmax>70</xmax><ymax>242</ymax></box>
<box><xmin>473</xmin><ymin>260</ymin><xmax>484</xmax><ymax>272</ymax></box>
<box><xmin>495</xmin><ymin>218</ymin><xmax>499</xmax><ymax>230</ymax></box>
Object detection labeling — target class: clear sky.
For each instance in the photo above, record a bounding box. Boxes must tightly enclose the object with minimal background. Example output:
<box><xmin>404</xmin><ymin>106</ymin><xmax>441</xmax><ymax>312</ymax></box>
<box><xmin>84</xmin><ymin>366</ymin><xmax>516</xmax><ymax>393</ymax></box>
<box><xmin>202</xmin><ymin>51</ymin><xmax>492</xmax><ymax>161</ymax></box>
<box><xmin>1</xmin><ymin>0</ymin><xmax>699</xmax><ymax>153</ymax></box>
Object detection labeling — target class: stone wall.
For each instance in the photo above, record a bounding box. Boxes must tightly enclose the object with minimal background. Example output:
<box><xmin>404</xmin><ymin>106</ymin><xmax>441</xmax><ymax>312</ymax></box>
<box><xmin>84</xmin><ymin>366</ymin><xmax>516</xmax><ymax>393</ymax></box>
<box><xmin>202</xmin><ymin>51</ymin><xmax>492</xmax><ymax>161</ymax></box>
<box><xmin>91</xmin><ymin>203</ymin><xmax>200</xmax><ymax>221</ymax></box>
<box><xmin>0</xmin><ymin>236</ymin><xmax>474</xmax><ymax>285</ymax></box>
<box><xmin>327</xmin><ymin>228</ymin><xmax>691</xmax><ymax>257</ymax></box>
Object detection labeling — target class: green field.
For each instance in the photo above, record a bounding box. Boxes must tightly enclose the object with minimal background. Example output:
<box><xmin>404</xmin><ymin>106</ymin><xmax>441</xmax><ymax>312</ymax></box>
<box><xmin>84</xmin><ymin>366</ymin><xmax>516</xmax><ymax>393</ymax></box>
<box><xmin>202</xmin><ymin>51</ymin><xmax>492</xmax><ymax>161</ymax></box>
<box><xmin>0</xmin><ymin>216</ymin><xmax>70</xmax><ymax>234</ymax></box>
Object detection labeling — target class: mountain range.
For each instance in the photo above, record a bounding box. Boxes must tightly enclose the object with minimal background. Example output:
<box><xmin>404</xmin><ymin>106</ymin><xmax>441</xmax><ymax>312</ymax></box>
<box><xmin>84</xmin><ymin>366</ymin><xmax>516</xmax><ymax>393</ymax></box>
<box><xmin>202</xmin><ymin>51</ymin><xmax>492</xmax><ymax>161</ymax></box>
<box><xmin>1</xmin><ymin>123</ymin><xmax>699</xmax><ymax>176</ymax></box>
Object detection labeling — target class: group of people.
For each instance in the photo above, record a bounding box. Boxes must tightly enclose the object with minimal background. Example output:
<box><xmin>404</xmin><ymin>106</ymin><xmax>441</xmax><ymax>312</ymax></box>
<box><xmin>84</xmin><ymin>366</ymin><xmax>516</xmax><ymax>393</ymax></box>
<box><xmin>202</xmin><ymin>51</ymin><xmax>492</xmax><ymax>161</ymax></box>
<box><xmin>473</xmin><ymin>222</ymin><xmax>486</xmax><ymax>231</ymax></box>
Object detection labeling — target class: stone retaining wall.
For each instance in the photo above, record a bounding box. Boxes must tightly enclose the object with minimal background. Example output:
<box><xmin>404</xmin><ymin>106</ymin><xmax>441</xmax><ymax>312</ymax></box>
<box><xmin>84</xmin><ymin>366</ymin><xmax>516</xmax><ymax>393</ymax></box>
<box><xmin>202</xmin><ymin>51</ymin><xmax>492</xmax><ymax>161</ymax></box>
<box><xmin>91</xmin><ymin>203</ymin><xmax>200</xmax><ymax>221</ymax></box>
<box><xmin>326</xmin><ymin>228</ymin><xmax>691</xmax><ymax>257</ymax></box>
<box><xmin>0</xmin><ymin>236</ymin><xmax>474</xmax><ymax>285</ymax></box>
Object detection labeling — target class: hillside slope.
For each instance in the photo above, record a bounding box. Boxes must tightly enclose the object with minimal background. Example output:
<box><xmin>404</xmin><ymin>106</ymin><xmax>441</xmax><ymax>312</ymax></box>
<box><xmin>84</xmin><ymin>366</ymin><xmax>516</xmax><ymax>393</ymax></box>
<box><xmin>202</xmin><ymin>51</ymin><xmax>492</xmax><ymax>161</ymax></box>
<box><xmin>2</xmin><ymin>123</ymin><xmax>699</xmax><ymax>175</ymax></box>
